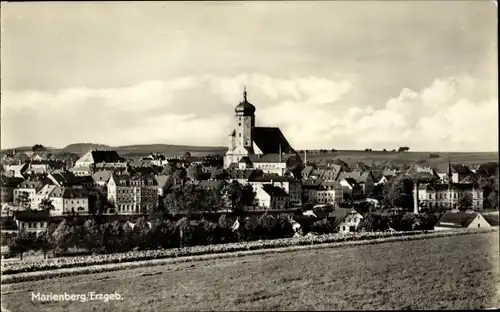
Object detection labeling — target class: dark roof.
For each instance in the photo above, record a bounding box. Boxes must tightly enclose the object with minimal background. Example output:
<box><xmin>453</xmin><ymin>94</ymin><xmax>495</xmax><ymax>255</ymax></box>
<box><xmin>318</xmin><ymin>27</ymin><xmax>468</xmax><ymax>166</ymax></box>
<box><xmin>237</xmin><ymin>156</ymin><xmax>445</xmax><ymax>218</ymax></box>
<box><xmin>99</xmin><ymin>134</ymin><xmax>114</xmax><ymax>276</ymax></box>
<box><xmin>483</xmin><ymin>214</ymin><xmax>499</xmax><ymax>226</ymax></box>
<box><xmin>234</xmin><ymin>90</ymin><xmax>256</xmax><ymax>116</ymax></box>
<box><xmin>239</xmin><ymin>156</ymin><xmax>253</xmax><ymax>165</ymax></box>
<box><xmin>436</xmin><ymin>211</ymin><xmax>484</xmax><ymax>228</ymax></box>
<box><xmin>423</xmin><ymin>183</ymin><xmax>477</xmax><ymax>192</ymax></box>
<box><xmin>252</xmin><ymin>127</ymin><xmax>295</xmax><ymax>154</ymax></box>
<box><xmin>261</xmin><ymin>184</ymin><xmax>289</xmax><ymax>198</ymax></box>
<box><xmin>328</xmin><ymin>208</ymin><xmax>360</xmax><ymax>227</ymax></box>
<box><xmin>14</xmin><ymin>210</ymin><xmax>50</xmax><ymax>221</ymax></box>
<box><xmin>0</xmin><ymin>176</ymin><xmax>24</xmax><ymax>188</ymax></box>
<box><xmin>248</xmin><ymin>174</ymin><xmax>293</xmax><ymax>183</ymax></box>
<box><xmin>248</xmin><ymin>153</ymin><xmax>301</xmax><ymax>165</ymax></box>
<box><xmin>1</xmin><ymin>218</ymin><xmax>18</xmax><ymax>230</ymax></box>
<box><xmin>342</xmin><ymin>177</ymin><xmax>359</xmax><ymax>187</ymax></box>
<box><xmin>17</xmin><ymin>179</ymin><xmax>44</xmax><ymax>189</ymax></box>
<box><xmin>338</xmin><ymin>171</ymin><xmax>373</xmax><ymax>183</ymax></box>
<box><xmin>91</xmin><ymin>150</ymin><xmax>125</xmax><ymax>163</ymax></box>
<box><xmin>229</xmin><ymin>169</ymin><xmax>263</xmax><ymax>180</ymax></box>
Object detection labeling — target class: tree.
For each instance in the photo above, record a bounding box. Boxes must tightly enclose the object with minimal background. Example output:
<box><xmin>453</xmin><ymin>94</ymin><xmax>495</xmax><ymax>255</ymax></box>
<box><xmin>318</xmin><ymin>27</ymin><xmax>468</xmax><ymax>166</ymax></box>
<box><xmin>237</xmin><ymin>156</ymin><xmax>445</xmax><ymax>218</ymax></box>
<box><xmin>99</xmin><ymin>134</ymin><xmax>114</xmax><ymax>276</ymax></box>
<box><xmin>151</xmin><ymin>219</ymin><xmax>179</xmax><ymax>249</ymax></box>
<box><xmin>17</xmin><ymin>192</ymin><xmax>31</xmax><ymax>210</ymax></box>
<box><xmin>173</xmin><ymin>168</ymin><xmax>187</xmax><ymax>185</ymax></box>
<box><xmin>383</xmin><ymin>177</ymin><xmax>413</xmax><ymax>209</ymax></box>
<box><xmin>217</xmin><ymin>214</ymin><xmax>236</xmax><ymax>243</ymax></box>
<box><xmin>311</xmin><ymin>219</ymin><xmax>334</xmax><ymax>234</ymax></box>
<box><xmin>457</xmin><ymin>193</ymin><xmax>473</xmax><ymax>211</ymax></box>
<box><xmin>162</xmin><ymin>163</ymin><xmax>176</xmax><ymax>175</ymax></box>
<box><xmin>256</xmin><ymin>214</ymin><xmax>277</xmax><ymax>240</ymax></box>
<box><xmin>359</xmin><ymin>212</ymin><xmax>390</xmax><ymax>232</ymax></box>
<box><xmin>131</xmin><ymin>217</ymin><xmax>152</xmax><ymax>250</ymax></box>
<box><xmin>82</xmin><ymin>219</ymin><xmax>101</xmax><ymax>253</ymax></box>
<box><xmin>32</xmin><ymin>144</ymin><xmax>46</xmax><ymax>152</ymax></box>
<box><xmin>8</xmin><ymin>230</ymin><xmax>35</xmax><ymax>260</ymax></box>
<box><xmin>487</xmin><ymin>191</ymin><xmax>499</xmax><ymax>210</ymax></box>
<box><xmin>51</xmin><ymin>219</ymin><xmax>78</xmax><ymax>254</ymax></box>
<box><xmin>35</xmin><ymin>231</ymin><xmax>52</xmax><ymax>259</ymax></box>
<box><xmin>224</xmin><ymin>181</ymin><xmax>256</xmax><ymax>216</ymax></box>
<box><xmin>183</xmin><ymin>152</ymin><xmax>192</xmax><ymax>159</ymax></box>
<box><xmin>39</xmin><ymin>198</ymin><xmax>54</xmax><ymax>212</ymax></box>
<box><xmin>273</xmin><ymin>214</ymin><xmax>294</xmax><ymax>238</ymax></box>
<box><xmin>187</xmin><ymin>163</ymin><xmax>203</xmax><ymax>181</ymax></box>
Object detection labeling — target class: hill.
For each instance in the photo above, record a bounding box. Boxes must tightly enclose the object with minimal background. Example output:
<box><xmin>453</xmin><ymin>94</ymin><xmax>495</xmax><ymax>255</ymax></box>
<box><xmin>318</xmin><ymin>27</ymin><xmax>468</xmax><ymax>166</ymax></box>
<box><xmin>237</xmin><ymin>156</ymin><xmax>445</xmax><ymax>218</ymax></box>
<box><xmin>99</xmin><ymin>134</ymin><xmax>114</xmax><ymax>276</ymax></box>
<box><xmin>61</xmin><ymin>143</ymin><xmax>227</xmax><ymax>157</ymax></box>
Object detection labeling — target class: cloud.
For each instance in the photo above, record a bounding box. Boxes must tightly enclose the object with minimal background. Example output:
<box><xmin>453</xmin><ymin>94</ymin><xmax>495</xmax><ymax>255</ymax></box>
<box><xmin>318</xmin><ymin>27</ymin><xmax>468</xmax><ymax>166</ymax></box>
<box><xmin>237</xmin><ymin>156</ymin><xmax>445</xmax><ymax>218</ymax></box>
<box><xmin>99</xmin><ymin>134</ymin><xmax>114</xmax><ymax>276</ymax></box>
<box><xmin>1</xmin><ymin>74</ymin><xmax>497</xmax><ymax>152</ymax></box>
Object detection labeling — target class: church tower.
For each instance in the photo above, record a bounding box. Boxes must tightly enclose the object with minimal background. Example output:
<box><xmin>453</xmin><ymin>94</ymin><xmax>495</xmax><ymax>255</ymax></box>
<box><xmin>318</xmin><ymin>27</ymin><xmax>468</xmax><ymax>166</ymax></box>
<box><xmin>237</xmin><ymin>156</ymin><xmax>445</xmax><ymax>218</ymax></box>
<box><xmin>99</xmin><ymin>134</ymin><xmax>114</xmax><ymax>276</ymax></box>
<box><xmin>234</xmin><ymin>86</ymin><xmax>255</xmax><ymax>152</ymax></box>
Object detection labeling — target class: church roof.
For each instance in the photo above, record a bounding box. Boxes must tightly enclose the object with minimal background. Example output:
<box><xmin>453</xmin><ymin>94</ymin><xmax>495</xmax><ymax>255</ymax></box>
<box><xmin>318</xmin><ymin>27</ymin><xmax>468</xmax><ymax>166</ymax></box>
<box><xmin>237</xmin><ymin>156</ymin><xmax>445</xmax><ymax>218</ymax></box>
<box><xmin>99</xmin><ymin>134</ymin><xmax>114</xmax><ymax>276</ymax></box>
<box><xmin>234</xmin><ymin>87</ymin><xmax>256</xmax><ymax>116</ymax></box>
<box><xmin>253</xmin><ymin>127</ymin><xmax>295</xmax><ymax>155</ymax></box>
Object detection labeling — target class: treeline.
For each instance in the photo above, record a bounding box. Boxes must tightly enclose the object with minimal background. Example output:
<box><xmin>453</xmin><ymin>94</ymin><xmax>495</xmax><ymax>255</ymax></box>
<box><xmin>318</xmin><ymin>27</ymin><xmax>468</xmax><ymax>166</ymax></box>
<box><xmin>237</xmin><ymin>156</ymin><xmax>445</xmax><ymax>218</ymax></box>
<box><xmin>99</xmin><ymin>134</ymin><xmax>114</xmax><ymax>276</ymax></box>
<box><xmin>5</xmin><ymin>209</ymin><xmax>442</xmax><ymax>260</ymax></box>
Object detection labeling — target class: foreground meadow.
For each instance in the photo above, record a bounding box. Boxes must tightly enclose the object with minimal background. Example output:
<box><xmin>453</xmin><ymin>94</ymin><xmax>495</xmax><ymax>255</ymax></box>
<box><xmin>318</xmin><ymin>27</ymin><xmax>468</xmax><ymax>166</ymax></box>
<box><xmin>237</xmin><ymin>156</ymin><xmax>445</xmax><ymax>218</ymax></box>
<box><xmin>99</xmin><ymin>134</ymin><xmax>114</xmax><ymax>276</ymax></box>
<box><xmin>2</xmin><ymin>231</ymin><xmax>499</xmax><ymax>311</ymax></box>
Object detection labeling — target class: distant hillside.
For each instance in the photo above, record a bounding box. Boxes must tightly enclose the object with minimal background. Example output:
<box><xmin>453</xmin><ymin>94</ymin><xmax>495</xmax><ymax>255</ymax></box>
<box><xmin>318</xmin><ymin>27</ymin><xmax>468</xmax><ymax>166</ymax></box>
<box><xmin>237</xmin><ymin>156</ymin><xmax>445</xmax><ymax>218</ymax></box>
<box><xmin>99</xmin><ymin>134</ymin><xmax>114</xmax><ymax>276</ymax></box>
<box><xmin>61</xmin><ymin>143</ymin><xmax>226</xmax><ymax>156</ymax></box>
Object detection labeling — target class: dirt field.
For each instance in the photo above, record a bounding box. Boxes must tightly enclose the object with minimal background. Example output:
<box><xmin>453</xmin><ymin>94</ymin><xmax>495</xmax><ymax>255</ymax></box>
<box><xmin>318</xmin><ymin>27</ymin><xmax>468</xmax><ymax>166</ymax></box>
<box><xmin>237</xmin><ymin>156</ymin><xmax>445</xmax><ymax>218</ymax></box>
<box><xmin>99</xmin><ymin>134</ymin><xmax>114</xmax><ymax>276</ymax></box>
<box><xmin>1</xmin><ymin>231</ymin><xmax>498</xmax><ymax>311</ymax></box>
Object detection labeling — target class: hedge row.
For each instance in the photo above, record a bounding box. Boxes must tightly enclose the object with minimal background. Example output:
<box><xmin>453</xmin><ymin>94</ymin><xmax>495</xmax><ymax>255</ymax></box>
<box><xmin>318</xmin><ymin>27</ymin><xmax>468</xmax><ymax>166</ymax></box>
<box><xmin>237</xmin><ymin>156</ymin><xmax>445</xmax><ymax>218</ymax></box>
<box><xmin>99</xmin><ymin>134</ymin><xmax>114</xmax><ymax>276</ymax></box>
<box><xmin>2</xmin><ymin>228</ymin><xmax>496</xmax><ymax>285</ymax></box>
<box><xmin>2</xmin><ymin>227</ymin><xmax>496</xmax><ymax>276</ymax></box>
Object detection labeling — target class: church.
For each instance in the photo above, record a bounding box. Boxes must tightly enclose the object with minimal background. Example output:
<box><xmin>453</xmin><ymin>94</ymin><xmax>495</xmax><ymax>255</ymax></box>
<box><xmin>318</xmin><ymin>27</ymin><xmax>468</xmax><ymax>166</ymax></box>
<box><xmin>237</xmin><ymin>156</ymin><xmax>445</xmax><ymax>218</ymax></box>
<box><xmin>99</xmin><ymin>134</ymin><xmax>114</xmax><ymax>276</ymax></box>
<box><xmin>223</xmin><ymin>87</ymin><xmax>303</xmax><ymax>177</ymax></box>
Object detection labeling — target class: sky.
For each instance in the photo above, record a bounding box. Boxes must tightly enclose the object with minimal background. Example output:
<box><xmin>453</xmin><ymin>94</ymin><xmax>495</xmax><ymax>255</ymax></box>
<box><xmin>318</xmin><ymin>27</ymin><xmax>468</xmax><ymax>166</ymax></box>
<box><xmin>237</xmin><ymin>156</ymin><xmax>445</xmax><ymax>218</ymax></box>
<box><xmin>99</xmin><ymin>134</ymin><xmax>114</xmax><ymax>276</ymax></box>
<box><xmin>1</xmin><ymin>1</ymin><xmax>497</xmax><ymax>152</ymax></box>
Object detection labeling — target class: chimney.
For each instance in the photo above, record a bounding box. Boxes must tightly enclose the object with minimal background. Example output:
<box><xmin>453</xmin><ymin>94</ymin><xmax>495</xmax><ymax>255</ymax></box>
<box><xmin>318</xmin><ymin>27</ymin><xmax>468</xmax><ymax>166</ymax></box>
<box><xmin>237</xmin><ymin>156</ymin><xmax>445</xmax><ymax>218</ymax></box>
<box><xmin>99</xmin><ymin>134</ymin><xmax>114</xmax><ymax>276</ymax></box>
<box><xmin>413</xmin><ymin>182</ymin><xmax>419</xmax><ymax>215</ymax></box>
<box><xmin>279</xmin><ymin>145</ymin><xmax>282</xmax><ymax>163</ymax></box>
<box><xmin>304</xmin><ymin>150</ymin><xmax>307</xmax><ymax>165</ymax></box>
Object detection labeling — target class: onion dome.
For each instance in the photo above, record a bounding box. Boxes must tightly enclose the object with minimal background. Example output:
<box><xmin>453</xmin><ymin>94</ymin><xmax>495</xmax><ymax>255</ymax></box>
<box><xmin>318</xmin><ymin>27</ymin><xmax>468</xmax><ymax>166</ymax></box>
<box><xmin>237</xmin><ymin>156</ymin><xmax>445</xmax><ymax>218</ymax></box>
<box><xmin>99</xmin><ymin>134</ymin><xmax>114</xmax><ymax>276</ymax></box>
<box><xmin>234</xmin><ymin>86</ymin><xmax>256</xmax><ymax>116</ymax></box>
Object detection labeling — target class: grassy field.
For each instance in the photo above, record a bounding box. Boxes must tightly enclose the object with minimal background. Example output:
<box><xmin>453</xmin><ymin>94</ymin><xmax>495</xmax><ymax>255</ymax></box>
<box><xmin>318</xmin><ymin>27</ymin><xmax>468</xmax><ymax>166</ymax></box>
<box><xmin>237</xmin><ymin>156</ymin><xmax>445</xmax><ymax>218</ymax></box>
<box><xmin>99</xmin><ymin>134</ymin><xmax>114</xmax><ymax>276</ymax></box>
<box><xmin>1</xmin><ymin>231</ymin><xmax>498</xmax><ymax>311</ymax></box>
<box><xmin>304</xmin><ymin>150</ymin><xmax>499</xmax><ymax>167</ymax></box>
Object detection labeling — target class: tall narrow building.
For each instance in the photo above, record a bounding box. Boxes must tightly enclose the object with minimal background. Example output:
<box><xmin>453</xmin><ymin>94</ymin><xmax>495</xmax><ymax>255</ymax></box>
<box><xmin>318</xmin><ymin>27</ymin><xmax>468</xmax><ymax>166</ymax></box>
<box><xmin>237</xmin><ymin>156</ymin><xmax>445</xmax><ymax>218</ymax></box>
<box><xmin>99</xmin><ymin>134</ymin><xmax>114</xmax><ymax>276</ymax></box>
<box><xmin>223</xmin><ymin>87</ymin><xmax>301</xmax><ymax>175</ymax></box>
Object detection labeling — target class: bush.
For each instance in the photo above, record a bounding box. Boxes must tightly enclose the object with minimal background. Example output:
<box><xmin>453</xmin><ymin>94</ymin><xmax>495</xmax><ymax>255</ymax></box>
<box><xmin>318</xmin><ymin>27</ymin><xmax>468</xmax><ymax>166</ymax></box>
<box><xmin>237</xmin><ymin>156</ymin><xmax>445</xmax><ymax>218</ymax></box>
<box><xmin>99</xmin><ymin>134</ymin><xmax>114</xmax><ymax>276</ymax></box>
<box><xmin>311</xmin><ymin>219</ymin><xmax>334</xmax><ymax>234</ymax></box>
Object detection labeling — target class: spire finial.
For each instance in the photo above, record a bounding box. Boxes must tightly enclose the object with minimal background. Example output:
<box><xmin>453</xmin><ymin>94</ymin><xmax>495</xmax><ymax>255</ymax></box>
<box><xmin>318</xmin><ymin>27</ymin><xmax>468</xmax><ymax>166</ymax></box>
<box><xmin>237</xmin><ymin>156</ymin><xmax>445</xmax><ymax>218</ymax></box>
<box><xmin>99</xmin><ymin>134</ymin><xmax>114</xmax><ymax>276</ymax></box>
<box><xmin>243</xmin><ymin>85</ymin><xmax>247</xmax><ymax>102</ymax></box>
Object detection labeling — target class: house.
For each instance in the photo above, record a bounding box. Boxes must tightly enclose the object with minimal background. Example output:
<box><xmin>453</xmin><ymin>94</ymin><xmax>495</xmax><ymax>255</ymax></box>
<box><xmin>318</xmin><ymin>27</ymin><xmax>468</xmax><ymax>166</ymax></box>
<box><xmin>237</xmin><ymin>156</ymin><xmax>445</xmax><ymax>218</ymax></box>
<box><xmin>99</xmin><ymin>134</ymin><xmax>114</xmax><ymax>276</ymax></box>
<box><xmin>0</xmin><ymin>176</ymin><xmax>24</xmax><ymax>204</ymax></box>
<box><xmin>329</xmin><ymin>207</ymin><xmax>363</xmax><ymax>233</ymax></box>
<box><xmin>436</xmin><ymin>162</ymin><xmax>474</xmax><ymax>184</ymax></box>
<box><xmin>154</xmin><ymin>175</ymin><xmax>173</xmax><ymax>196</ymax></box>
<box><xmin>414</xmin><ymin>183</ymin><xmax>483</xmax><ymax>211</ymax></box>
<box><xmin>223</xmin><ymin>88</ymin><xmax>298</xmax><ymax>170</ymax></box>
<box><xmin>339</xmin><ymin>177</ymin><xmax>363</xmax><ymax>200</ymax></box>
<box><xmin>301</xmin><ymin>166</ymin><xmax>315</xmax><ymax>180</ymax></box>
<box><xmin>33</xmin><ymin>185</ymin><xmax>89</xmax><ymax>216</ymax></box>
<box><xmin>47</xmin><ymin>171</ymin><xmax>94</xmax><ymax>188</ymax></box>
<box><xmin>72</xmin><ymin>149</ymin><xmax>127</xmax><ymax>176</ymax></box>
<box><xmin>246</xmin><ymin>174</ymin><xmax>302</xmax><ymax>206</ymax></box>
<box><xmin>91</xmin><ymin>170</ymin><xmax>113</xmax><ymax>187</ymax></box>
<box><xmin>434</xmin><ymin>210</ymin><xmax>491</xmax><ymax>230</ymax></box>
<box><xmin>107</xmin><ymin>174</ymin><xmax>158</xmax><ymax>214</ymax></box>
<box><xmin>337</xmin><ymin>171</ymin><xmax>375</xmax><ymax>196</ymax></box>
<box><xmin>13</xmin><ymin>210</ymin><xmax>50</xmax><ymax>233</ymax></box>
<box><xmin>321</xmin><ymin>165</ymin><xmax>343</xmax><ymax>182</ymax></box>
<box><xmin>376</xmin><ymin>175</ymin><xmax>395</xmax><ymax>186</ymax></box>
<box><xmin>314</xmin><ymin>181</ymin><xmax>343</xmax><ymax>205</ymax></box>
<box><xmin>255</xmin><ymin>184</ymin><xmax>290</xmax><ymax>210</ymax></box>
<box><xmin>13</xmin><ymin>178</ymin><xmax>45</xmax><ymax>209</ymax></box>
<box><xmin>3</xmin><ymin>163</ymin><xmax>29</xmax><ymax>179</ymax></box>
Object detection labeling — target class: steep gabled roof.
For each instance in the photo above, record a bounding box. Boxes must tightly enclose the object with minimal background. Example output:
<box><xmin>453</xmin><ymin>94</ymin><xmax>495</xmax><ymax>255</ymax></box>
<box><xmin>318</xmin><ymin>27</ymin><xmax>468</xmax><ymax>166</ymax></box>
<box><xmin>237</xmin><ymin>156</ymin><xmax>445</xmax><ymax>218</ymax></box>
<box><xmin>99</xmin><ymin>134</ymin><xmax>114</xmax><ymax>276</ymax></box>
<box><xmin>92</xmin><ymin>170</ymin><xmax>113</xmax><ymax>183</ymax></box>
<box><xmin>14</xmin><ymin>210</ymin><xmax>50</xmax><ymax>221</ymax></box>
<box><xmin>91</xmin><ymin>150</ymin><xmax>125</xmax><ymax>163</ymax></box>
<box><xmin>328</xmin><ymin>208</ymin><xmax>361</xmax><ymax>228</ymax></box>
<box><xmin>436</xmin><ymin>211</ymin><xmax>486</xmax><ymax>228</ymax></box>
<box><xmin>261</xmin><ymin>184</ymin><xmax>289</xmax><ymax>198</ymax></box>
<box><xmin>252</xmin><ymin>127</ymin><xmax>295</xmax><ymax>155</ymax></box>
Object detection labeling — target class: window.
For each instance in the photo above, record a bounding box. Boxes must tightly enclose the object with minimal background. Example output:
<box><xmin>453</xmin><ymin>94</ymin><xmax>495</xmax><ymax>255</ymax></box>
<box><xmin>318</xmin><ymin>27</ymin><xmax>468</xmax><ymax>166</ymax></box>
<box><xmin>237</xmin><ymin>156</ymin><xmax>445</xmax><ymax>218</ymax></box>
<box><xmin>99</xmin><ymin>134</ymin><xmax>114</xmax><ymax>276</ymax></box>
<box><xmin>239</xmin><ymin>133</ymin><xmax>241</xmax><ymax>137</ymax></box>
<box><xmin>239</xmin><ymin>123</ymin><xmax>241</xmax><ymax>126</ymax></box>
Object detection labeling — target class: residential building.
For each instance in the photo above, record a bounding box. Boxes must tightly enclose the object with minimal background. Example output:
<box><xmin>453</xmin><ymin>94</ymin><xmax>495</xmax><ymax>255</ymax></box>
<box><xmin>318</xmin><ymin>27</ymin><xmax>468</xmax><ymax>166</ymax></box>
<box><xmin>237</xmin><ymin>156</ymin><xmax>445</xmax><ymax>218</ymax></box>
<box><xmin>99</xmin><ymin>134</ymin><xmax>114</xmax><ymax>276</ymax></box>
<box><xmin>92</xmin><ymin>170</ymin><xmax>113</xmax><ymax>187</ymax></box>
<box><xmin>246</xmin><ymin>174</ymin><xmax>302</xmax><ymax>206</ymax></box>
<box><xmin>0</xmin><ymin>177</ymin><xmax>24</xmax><ymax>204</ymax></box>
<box><xmin>223</xmin><ymin>88</ymin><xmax>299</xmax><ymax>170</ymax></box>
<box><xmin>72</xmin><ymin>149</ymin><xmax>127</xmax><ymax>176</ymax></box>
<box><xmin>339</xmin><ymin>178</ymin><xmax>363</xmax><ymax>200</ymax></box>
<box><xmin>434</xmin><ymin>210</ymin><xmax>491</xmax><ymax>230</ymax></box>
<box><xmin>337</xmin><ymin>171</ymin><xmax>375</xmax><ymax>196</ymax></box>
<box><xmin>414</xmin><ymin>183</ymin><xmax>484</xmax><ymax>211</ymax></box>
<box><xmin>34</xmin><ymin>185</ymin><xmax>89</xmax><ymax>215</ymax></box>
<box><xmin>13</xmin><ymin>210</ymin><xmax>50</xmax><ymax>233</ymax></box>
<box><xmin>13</xmin><ymin>179</ymin><xmax>45</xmax><ymax>208</ymax></box>
<box><xmin>436</xmin><ymin>162</ymin><xmax>474</xmax><ymax>184</ymax></box>
<box><xmin>47</xmin><ymin>171</ymin><xmax>94</xmax><ymax>188</ymax></box>
<box><xmin>315</xmin><ymin>181</ymin><xmax>343</xmax><ymax>205</ymax></box>
<box><xmin>255</xmin><ymin>184</ymin><xmax>290</xmax><ymax>210</ymax></box>
<box><xmin>329</xmin><ymin>207</ymin><xmax>363</xmax><ymax>233</ymax></box>
<box><xmin>3</xmin><ymin>163</ymin><xmax>28</xmax><ymax>179</ymax></box>
<box><xmin>107</xmin><ymin>174</ymin><xmax>158</xmax><ymax>214</ymax></box>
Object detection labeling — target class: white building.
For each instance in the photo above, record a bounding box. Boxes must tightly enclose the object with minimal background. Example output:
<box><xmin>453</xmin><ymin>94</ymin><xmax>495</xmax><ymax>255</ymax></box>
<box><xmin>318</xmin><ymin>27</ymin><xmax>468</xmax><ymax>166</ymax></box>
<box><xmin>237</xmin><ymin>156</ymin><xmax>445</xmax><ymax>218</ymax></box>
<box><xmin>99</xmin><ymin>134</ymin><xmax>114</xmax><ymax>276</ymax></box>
<box><xmin>107</xmin><ymin>174</ymin><xmax>158</xmax><ymax>214</ymax></box>
<box><xmin>34</xmin><ymin>185</ymin><xmax>89</xmax><ymax>216</ymax></box>
<box><xmin>329</xmin><ymin>208</ymin><xmax>363</xmax><ymax>233</ymax></box>
<box><xmin>434</xmin><ymin>210</ymin><xmax>491</xmax><ymax>230</ymax></box>
<box><xmin>223</xmin><ymin>88</ymin><xmax>301</xmax><ymax>174</ymax></box>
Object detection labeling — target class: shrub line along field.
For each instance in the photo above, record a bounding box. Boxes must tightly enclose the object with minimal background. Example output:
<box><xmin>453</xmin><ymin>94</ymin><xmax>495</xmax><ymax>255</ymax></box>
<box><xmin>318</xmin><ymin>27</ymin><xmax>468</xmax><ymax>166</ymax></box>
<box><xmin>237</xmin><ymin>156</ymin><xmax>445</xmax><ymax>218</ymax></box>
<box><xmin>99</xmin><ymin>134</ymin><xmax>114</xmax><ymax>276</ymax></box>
<box><xmin>1</xmin><ymin>228</ymin><xmax>496</xmax><ymax>285</ymax></box>
<box><xmin>1</xmin><ymin>231</ymin><xmax>498</xmax><ymax>311</ymax></box>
